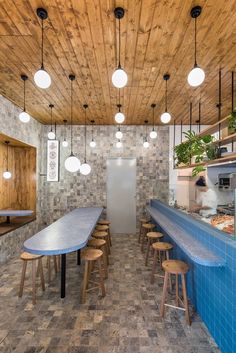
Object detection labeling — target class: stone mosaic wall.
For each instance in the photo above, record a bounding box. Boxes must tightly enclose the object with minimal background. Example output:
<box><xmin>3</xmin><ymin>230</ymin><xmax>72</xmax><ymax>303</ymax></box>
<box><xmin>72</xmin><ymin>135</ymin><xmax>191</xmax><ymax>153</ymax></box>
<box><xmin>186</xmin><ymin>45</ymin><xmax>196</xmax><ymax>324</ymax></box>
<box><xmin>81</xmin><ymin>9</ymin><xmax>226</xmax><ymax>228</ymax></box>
<box><xmin>40</xmin><ymin>125</ymin><xmax>169</xmax><ymax>229</ymax></box>
<box><xmin>0</xmin><ymin>95</ymin><xmax>43</xmax><ymax>263</ymax></box>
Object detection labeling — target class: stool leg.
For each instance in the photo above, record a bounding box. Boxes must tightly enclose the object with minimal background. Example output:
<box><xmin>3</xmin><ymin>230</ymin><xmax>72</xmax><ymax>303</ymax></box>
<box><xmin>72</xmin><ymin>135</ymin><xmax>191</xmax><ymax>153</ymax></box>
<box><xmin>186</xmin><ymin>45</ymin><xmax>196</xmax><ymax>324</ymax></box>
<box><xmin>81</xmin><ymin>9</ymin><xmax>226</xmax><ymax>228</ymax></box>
<box><xmin>102</xmin><ymin>245</ymin><xmax>108</xmax><ymax>279</ymax></box>
<box><xmin>106</xmin><ymin>235</ymin><xmax>111</xmax><ymax>255</ymax></box>
<box><xmin>105</xmin><ymin>239</ymin><xmax>109</xmax><ymax>265</ymax></box>
<box><xmin>175</xmin><ymin>274</ymin><xmax>179</xmax><ymax>307</ymax></box>
<box><xmin>108</xmin><ymin>228</ymin><xmax>112</xmax><ymax>247</ymax></box>
<box><xmin>141</xmin><ymin>229</ymin><xmax>146</xmax><ymax>252</ymax></box>
<box><xmin>81</xmin><ymin>261</ymin><xmax>89</xmax><ymax>304</ymax></box>
<box><xmin>19</xmin><ymin>261</ymin><xmax>27</xmax><ymax>297</ymax></box>
<box><xmin>160</xmin><ymin>271</ymin><xmax>169</xmax><ymax>318</ymax></box>
<box><xmin>38</xmin><ymin>258</ymin><xmax>45</xmax><ymax>292</ymax></box>
<box><xmin>138</xmin><ymin>223</ymin><xmax>142</xmax><ymax>243</ymax></box>
<box><xmin>166</xmin><ymin>251</ymin><xmax>172</xmax><ymax>291</ymax></box>
<box><xmin>98</xmin><ymin>258</ymin><xmax>106</xmax><ymax>297</ymax></box>
<box><xmin>145</xmin><ymin>237</ymin><xmax>151</xmax><ymax>266</ymax></box>
<box><xmin>32</xmin><ymin>260</ymin><xmax>36</xmax><ymax>305</ymax></box>
<box><xmin>47</xmin><ymin>257</ymin><xmax>51</xmax><ymax>282</ymax></box>
<box><xmin>150</xmin><ymin>249</ymin><xmax>158</xmax><ymax>284</ymax></box>
<box><xmin>53</xmin><ymin>256</ymin><xmax>58</xmax><ymax>273</ymax></box>
<box><xmin>57</xmin><ymin>255</ymin><xmax>61</xmax><ymax>270</ymax></box>
<box><xmin>181</xmin><ymin>274</ymin><xmax>190</xmax><ymax>325</ymax></box>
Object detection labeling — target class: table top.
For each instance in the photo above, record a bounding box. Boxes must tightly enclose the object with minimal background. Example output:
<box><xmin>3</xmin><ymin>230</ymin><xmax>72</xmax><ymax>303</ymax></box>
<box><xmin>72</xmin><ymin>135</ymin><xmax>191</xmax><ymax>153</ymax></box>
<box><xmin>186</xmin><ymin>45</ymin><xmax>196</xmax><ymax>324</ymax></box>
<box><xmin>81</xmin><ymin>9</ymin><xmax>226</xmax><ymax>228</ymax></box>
<box><xmin>24</xmin><ymin>207</ymin><xmax>103</xmax><ymax>255</ymax></box>
<box><xmin>0</xmin><ymin>210</ymin><xmax>33</xmax><ymax>216</ymax></box>
<box><xmin>147</xmin><ymin>205</ymin><xmax>225</xmax><ymax>267</ymax></box>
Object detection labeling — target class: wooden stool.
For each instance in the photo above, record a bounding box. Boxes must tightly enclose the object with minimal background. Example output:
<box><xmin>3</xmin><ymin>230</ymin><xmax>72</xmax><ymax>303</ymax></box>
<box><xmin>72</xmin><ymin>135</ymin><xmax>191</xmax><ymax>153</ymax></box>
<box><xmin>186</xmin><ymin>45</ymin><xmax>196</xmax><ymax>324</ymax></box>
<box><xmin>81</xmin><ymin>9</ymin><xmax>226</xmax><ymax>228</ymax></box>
<box><xmin>92</xmin><ymin>231</ymin><xmax>110</xmax><ymax>264</ymax></box>
<box><xmin>138</xmin><ymin>217</ymin><xmax>149</xmax><ymax>243</ymax></box>
<box><xmin>160</xmin><ymin>259</ymin><xmax>190</xmax><ymax>325</ymax></box>
<box><xmin>46</xmin><ymin>256</ymin><xmax>59</xmax><ymax>282</ymax></box>
<box><xmin>145</xmin><ymin>232</ymin><xmax>164</xmax><ymax>266</ymax></box>
<box><xmin>95</xmin><ymin>226</ymin><xmax>111</xmax><ymax>254</ymax></box>
<box><xmin>141</xmin><ymin>223</ymin><xmax>155</xmax><ymax>252</ymax></box>
<box><xmin>19</xmin><ymin>252</ymin><xmax>45</xmax><ymax>304</ymax></box>
<box><xmin>151</xmin><ymin>242</ymin><xmax>173</xmax><ymax>284</ymax></box>
<box><xmin>87</xmin><ymin>238</ymin><xmax>108</xmax><ymax>279</ymax></box>
<box><xmin>97</xmin><ymin>220</ymin><xmax>112</xmax><ymax>247</ymax></box>
<box><xmin>80</xmin><ymin>248</ymin><xmax>106</xmax><ymax>304</ymax></box>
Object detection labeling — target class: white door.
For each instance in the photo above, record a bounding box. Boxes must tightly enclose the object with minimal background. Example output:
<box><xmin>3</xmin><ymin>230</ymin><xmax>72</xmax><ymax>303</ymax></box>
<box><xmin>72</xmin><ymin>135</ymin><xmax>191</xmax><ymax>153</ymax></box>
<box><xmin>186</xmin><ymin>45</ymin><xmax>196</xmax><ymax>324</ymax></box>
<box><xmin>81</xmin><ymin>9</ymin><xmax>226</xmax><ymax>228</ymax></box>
<box><xmin>107</xmin><ymin>158</ymin><xmax>136</xmax><ymax>234</ymax></box>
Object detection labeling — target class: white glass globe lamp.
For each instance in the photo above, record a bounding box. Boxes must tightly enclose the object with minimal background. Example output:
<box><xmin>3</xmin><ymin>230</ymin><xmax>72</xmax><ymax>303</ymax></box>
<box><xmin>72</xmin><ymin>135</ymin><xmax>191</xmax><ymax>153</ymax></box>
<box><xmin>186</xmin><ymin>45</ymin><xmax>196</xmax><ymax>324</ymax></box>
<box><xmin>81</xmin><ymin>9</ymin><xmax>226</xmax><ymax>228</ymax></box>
<box><xmin>65</xmin><ymin>154</ymin><xmax>80</xmax><ymax>173</ymax></box>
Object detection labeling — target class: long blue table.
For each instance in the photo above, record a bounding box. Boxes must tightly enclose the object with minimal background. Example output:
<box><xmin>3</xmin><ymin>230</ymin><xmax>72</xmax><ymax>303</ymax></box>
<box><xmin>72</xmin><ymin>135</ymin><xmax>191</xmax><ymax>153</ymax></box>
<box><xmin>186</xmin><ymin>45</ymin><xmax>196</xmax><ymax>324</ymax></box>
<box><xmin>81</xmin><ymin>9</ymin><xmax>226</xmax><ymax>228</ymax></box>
<box><xmin>24</xmin><ymin>207</ymin><xmax>103</xmax><ymax>298</ymax></box>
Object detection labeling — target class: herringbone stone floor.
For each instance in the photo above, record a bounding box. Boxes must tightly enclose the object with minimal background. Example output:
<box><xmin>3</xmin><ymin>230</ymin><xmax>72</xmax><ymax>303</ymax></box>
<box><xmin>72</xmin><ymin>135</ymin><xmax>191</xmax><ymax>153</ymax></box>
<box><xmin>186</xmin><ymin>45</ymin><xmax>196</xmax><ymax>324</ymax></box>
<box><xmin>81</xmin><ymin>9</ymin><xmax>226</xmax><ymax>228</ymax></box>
<box><xmin>0</xmin><ymin>234</ymin><xmax>220</xmax><ymax>353</ymax></box>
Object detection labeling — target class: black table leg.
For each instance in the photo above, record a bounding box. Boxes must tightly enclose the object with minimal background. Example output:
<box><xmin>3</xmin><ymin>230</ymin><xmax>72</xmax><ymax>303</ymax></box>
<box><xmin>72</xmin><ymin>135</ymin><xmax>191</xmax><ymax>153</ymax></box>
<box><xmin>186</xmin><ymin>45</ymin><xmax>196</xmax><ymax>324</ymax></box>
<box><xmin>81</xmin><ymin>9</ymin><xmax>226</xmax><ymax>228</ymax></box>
<box><xmin>6</xmin><ymin>216</ymin><xmax>10</xmax><ymax>223</ymax></box>
<box><xmin>61</xmin><ymin>254</ymin><xmax>66</xmax><ymax>298</ymax></box>
<box><xmin>77</xmin><ymin>249</ymin><xmax>81</xmax><ymax>265</ymax></box>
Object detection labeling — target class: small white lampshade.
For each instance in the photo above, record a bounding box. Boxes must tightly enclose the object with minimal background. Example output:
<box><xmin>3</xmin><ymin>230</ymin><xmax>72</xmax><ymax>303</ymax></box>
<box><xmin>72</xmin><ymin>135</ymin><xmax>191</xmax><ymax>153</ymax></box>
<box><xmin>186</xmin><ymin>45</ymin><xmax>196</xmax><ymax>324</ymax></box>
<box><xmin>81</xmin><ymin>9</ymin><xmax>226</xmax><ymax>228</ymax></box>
<box><xmin>19</xmin><ymin>111</ymin><xmax>30</xmax><ymax>123</ymax></box>
<box><xmin>115</xmin><ymin>130</ymin><xmax>123</xmax><ymax>139</ymax></box>
<box><xmin>62</xmin><ymin>140</ymin><xmax>68</xmax><ymax>147</ymax></box>
<box><xmin>3</xmin><ymin>171</ymin><xmax>12</xmax><ymax>179</ymax></box>
<box><xmin>150</xmin><ymin>130</ymin><xmax>157</xmax><ymax>139</ymax></box>
<box><xmin>160</xmin><ymin>112</ymin><xmax>171</xmax><ymax>124</ymax></box>
<box><xmin>187</xmin><ymin>66</ymin><xmax>205</xmax><ymax>87</ymax></box>
<box><xmin>80</xmin><ymin>163</ymin><xmax>91</xmax><ymax>175</ymax></box>
<box><xmin>48</xmin><ymin>131</ymin><xmax>56</xmax><ymax>140</ymax></box>
<box><xmin>114</xmin><ymin>112</ymin><xmax>125</xmax><ymax>124</ymax></box>
<box><xmin>116</xmin><ymin>140</ymin><xmax>122</xmax><ymax>148</ymax></box>
<box><xmin>34</xmin><ymin>69</ymin><xmax>51</xmax><ymax>89</ymax></box>
<box><xmin>143</xmin><ymin>141</ymin><xmax>149</xmax><ymax>148</ymax></box>
<box><xmin>65</xmin><ymin>155</ymin><xmax>80</xmax><ymax>172</ymax></box>
<box><xmin>112</xmin><ymin>68</ymin><xmax>128</xmax><ymax>88</ymax></box>
<box><xmin>90</xmin><ymin>140</ymin><xmax>96</xmax><ymax>148</ymax></box>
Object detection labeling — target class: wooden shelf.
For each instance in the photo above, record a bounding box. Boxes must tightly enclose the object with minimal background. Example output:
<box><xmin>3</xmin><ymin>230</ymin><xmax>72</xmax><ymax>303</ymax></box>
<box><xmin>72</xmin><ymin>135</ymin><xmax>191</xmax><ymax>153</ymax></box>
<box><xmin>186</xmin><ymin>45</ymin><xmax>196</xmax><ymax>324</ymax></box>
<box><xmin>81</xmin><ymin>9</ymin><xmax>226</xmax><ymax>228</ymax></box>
<box><xmin>175</xmin><ymin>153</ymin><xmax>236</xmax><ymax>170</ymax></box>
<box><xmin>198</xmin><ymin>115</ymin><xmax>230</xmax><ymax>137</ymax></box>
<box><xmin>211</xmin><ymin>132</ymin><xmax>236</xmax><ymax>146</ymax></box>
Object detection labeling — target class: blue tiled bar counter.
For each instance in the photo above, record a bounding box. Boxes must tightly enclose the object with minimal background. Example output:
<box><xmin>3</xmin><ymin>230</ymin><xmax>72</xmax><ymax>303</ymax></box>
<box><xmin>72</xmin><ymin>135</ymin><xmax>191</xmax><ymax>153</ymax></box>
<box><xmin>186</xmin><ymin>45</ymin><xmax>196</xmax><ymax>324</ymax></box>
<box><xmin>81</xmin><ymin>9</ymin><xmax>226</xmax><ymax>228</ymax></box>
<box><xmin>147</xmin><ymin>200</ymin><xmax>236</xmax><ymax>353</ymax></box>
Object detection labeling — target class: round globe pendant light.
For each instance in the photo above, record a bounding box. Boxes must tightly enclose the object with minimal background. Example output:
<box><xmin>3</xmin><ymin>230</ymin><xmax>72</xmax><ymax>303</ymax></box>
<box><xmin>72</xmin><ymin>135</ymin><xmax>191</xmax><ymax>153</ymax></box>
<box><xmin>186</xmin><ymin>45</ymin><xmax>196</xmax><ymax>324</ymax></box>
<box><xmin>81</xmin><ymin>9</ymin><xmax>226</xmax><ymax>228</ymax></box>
<box><xmin>114</xmin><ymin>103</ymin><xmax>125</xmax><ymax>124</ymax></box>
<box><xmin>3</xmin><ymin>141</ymin><xmax>12</xmax><ymax>179</ymax></box>
<box><xmin>19</xmin><ymin>75</ymin><xmax>30</xmax><ymax>123</ymax></box>
<box><xmin>80</xmin><ymin>104</ymin><xmax>91</xmax><ymax>175</ymax></box>
<box><xmin>89</xmin><ymin>120</ymin><xmax>96</xmax><ymax>148</ymax></box>
<box><xmin>150</xmin><ymin>103</ymin><xmax>157</xmax><ymax>139</ymax></box>
<box><xmin>187</xmin><ymin>6</ymin><xmax>205</xmax><ymax>87</ymax></box>
<box><xmin>143</xmin><ymin>120</ymin><xmax>149</xmax><ymax>148</ymax></box>
<box><xmin>160</xmin><ymin>74</ymin><xmax>172</xmax><ymax>124</ymax></box>
<box><xmin>112</xmin><ymin>7</ymin><xmax>128</xmax><ymax>88</ymax></box>
<box><xmin>115</xmin><ymin>126</ymin><xmax>123</xmax><ymax>139</ymax></box>
<box><xmin>48</xmin><ymin>104</ymin><xmax>56</xmax><ymax>140</ymax></box>
<box><xmin>62</xmin><ymin>119</ymin><xmax>68</xmax><ymax>147</ymax></box>
<box><xmin>65</xmin><ymin>74</ymin><xmax>80</xmax><ymax>173</ymax></box>
<box><xmin>34</xmin><ymin>8</ymin><xmax>51</xmax><ymax>89</ymax></box>
<box><xmin>116</xmin><ymin>140</ymin><xmax>122</xmax><ymax>148</ymax></box>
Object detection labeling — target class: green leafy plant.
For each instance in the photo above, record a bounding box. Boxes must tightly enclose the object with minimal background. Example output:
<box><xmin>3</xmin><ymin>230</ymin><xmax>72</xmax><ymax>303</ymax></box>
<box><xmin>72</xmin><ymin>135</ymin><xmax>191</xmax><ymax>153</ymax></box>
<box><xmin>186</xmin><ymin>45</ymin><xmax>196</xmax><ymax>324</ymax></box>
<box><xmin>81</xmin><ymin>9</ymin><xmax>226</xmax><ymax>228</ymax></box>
<box><xmin>192</xmin><ymin>165</ymin><xmax>206</xmax><ymax>177</ymax></box>
<box><xmin>228</xmin><ymin>109</ymin><xmax>236</xmax><ymax>134</ymax></box>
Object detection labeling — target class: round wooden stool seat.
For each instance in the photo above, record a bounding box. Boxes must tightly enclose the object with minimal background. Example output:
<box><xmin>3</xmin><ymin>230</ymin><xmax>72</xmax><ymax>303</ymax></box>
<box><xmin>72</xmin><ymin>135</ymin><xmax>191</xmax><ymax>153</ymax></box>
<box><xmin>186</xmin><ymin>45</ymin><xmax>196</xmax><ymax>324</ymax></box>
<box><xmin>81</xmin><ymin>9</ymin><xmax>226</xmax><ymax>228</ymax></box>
<box><xmin>162</xmin><ymin>259</ymin><xmax>189</xmax><ymax>275</ymax></box>
<box><xmin>96</xmin><ymin>225</ymin><xmax>109</xmax><ymax>231</ymax></box>
<box><xmin>20</xmin><ymin>252</ymin><xmax>44</xmax><ymax>261</ymax></box>
<box><xmin>147</xmin><ymin>232</ymin><xmax>164</xmax><ymax>239</ymax></box>
<box><xmin>92</xmin><ymin>231</ymin><xmax>110</xmax><ymax>261</ymax></box>
<box><xmin>92</xmin><ymin>231</ymin><xmax>108</xmax><ymax>238</ymax></box>
<box><xmin>81</xmin><ymin>248</ymin><xmax>103</xmax><ymax>261</ymax></box>
<box><xmin>140</xmin><ymin>217</ymin><xmax>149</xmax><ymax>224</ymax></box>
<box><xmin>88</xmin><ymin>238</ymin><xmax>106</xmax><ymax>248</ymax></box>
<box><xmin>142</xmin><ymin>223</ymin><xmax>155</xmax><ymax>230</ymax></box>
<box><xmin>152</xmin><ymin>242</ymin><xmax>173</xmax><ymax>251</ymax></box>
<box><xmin>98</xmin><ymin>219</ymin><xmax>110</xmax><ymax>225</ymax></box>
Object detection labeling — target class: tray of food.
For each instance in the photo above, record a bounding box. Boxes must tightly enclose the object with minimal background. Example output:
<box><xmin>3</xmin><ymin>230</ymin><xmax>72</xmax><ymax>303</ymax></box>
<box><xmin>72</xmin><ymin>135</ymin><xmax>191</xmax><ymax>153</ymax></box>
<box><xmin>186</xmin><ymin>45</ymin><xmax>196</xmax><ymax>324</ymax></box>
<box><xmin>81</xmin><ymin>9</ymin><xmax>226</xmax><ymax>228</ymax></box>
<box><xmin>210</xmin><ymin>215</ymin><xmax>234</xmax><ymax>235</ymax></box>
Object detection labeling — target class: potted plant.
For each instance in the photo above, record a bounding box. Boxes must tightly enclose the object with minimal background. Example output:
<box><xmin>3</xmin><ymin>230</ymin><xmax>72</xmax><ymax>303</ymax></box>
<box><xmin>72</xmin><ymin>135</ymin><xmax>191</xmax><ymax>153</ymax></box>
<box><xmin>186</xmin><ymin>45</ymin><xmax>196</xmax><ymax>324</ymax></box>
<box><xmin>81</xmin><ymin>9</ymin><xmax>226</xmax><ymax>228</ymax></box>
<box><xmin>228</xmin><ymin>109</ymin><xmax>236</xmax><ymax>134</ymax></box>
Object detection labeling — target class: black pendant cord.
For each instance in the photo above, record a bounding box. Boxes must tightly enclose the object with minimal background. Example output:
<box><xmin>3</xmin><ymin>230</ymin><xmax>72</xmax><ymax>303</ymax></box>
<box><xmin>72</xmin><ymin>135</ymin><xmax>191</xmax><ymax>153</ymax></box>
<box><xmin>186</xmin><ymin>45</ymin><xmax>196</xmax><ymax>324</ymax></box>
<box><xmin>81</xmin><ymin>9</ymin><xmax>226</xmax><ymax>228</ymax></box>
<box><xmin>173</xmin><ymin>119</ymin><xmax>176</xmax><ymax>168</ymax></box>
<box><xmin>232</xmin><ymin>71</ymin><xmax>234</xmax><ymax>111</ymax></box>
<box><xmin>41</xmin><ymin>18</ymin><xmax>44</xmax><ymax>69</ymax></box>
<box><xmin>152</xmin><ymin>106</ymin><xmax>155</xmax><ymax>128</ymax></box>
<box><xmin>70</xmin><ymin>79</ymin><xmax>73</xmax><ymax>155</ymax></box>
<box><xmin>6</xmin><ymin>142</ymin><xmax>9</xmax><ymax>171</ymax></box>
<box><xmin>198</xmin><ymin>100</ymin><xmax>201</xmax><ymax>133</ymax></box>
<box><xmin>217</xmin><ymin>69</ymin><xmax>222</xmax><ymax>141</ymax></box>
<box><xmin>50</xmin><ymin>106</ymin><xmax>53</xmax><ymax>131</ymax></box>
<box><xmin>180</xmin><ymin>120</ymin><xmax>183</xmax><ymax>143</ymax></box>
<box><xmin>118</xmin><ymin>19</ymin><xmax>121</xmax><ymax>68</ymax></box>
<box><xmin>194</xmin><ymin>18</ymin><xmax>197</xmax><ymax>67</ymax></box>
<box><xmin>23</xmin><ymin>79</ymin><xmax>26</xmax><ymax>111</ymax></box>
<box><xmin>84</xmin><ymin>108</ymin><xmax>87</xmax><ymax>162</ymax></box>
<box><xmin>190</xmin><ymin>102</ymin><xmax>192</xmax><ymax>133</ymax></box>
<box><xmin>165</xmin><ymin>80</ymin><xmax>168</xmax><ymax>112</ymax></box>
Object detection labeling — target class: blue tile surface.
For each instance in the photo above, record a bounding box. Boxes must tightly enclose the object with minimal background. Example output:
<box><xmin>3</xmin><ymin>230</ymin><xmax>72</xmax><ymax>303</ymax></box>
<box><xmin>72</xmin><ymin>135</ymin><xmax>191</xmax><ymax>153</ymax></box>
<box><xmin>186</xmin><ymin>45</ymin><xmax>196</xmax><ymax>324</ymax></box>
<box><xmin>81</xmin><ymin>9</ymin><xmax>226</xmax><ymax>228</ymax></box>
<box><xmin>149</xmin><ymin>200</ymin><xmax>236</xmax><ymax>353</ymax></box>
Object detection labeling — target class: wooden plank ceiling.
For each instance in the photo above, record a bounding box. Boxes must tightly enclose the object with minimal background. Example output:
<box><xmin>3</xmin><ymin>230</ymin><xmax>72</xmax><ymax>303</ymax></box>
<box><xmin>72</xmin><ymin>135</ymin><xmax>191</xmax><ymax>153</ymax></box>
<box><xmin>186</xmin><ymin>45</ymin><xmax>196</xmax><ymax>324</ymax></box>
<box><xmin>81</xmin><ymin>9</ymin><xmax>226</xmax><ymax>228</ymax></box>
<box><xmin>0</xmin><ymin>0</ymin><xmax>235</xmax><ymax>125</ymax></box>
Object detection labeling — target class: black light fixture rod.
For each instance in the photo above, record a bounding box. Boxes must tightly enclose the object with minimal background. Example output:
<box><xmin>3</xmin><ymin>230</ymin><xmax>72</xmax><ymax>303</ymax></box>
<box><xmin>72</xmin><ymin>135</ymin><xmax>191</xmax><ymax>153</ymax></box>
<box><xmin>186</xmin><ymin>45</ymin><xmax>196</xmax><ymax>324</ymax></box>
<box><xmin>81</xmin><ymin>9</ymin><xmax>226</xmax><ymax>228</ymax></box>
<box><xmin>114</xmin><ymin>7</ymin><xmax>124</xmax><ymax>68</ymax></box>
<box><xmin>173</xmin><ymin>119</ymin><xmax>176</xmax><ymax>167</ymax></box>
<box><xmin>41</xmin><ymin>17</ymin><xmax>44</xmax><ymax>68</ymax></box>
<box><xmin>118</xmin><ymin>18</ymin><xmax>121</xmax><ymax>68</ymax></box>
<box><xmin>5</xmin><ymin>141</ymin><xmax>10</xmax><ymax>171</ymax></box>
<box><xmin>83</xmin><ymin>104</ymin><xmax>88</xmax><ymax>162</ymax></box>
<box><xmin>190</xmin><ymin>6</ymin><xmax>202</xmax><ymax>67</ymax></box>
<box><xmin>69</xmin><ymin>74</ymin><xmax>75</xmax><ymax>155</ymax></box>
<box><xmin>180</xmin><ymin>120</ymin><xmax>183</xmax><ymax>143</ymax></box>
<box><xmin>232</xmin><ymin>71</ymin><xmax>234</xmax><ymax>111</ymax></box>
<box><xmin>144</xmin><ymin>120</ymin><xmax>148</xmax><ymax>139</ymax></box>
<box><xmin>190</xmin><ymin>102</ymin><xmax>192</xmax><ymax>133</ymax></box>
<box><xmin>91</xmin><ymin>120</ymin><xmax>95</xmax><ymax>140</ymax></box>
<box><xmin>218</xmin><ymin>68</ymin><xmax>222</xmax><ymax>122</ymax></box>
<box><xmin>151</xmin><ymin>103</ymin><xmax>156</xmax><ymax>128</ymax></box>
<box><xmin>63</xmin><ymin>119</ymin><xmax>67</xmax><ymax>140</ymax></box>
<box><xmin>49</xmin><ymin>104</ymin><xmax>54</xmax><ymax>132</ymax></box>
<box><xmin>198</xmin><ymin>100</ymin><xmax>201</xmax><ymax>133</ymax></box>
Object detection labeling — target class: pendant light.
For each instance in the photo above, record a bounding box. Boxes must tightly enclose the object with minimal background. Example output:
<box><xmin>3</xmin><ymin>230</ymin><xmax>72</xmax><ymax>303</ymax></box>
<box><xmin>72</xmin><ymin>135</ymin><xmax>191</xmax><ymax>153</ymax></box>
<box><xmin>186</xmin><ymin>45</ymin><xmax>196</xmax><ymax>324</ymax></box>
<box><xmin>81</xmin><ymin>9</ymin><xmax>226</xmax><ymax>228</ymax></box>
<box><xmin>48</xmin><ymin>104</ymin><xmax>55</xmax><ymax>140</ymax></box>
<box><xmin>65</xmin><ymin>75</ymin><xmax>80</xmax><ymax>173</ymax></box>
<box><xmin>112</xmin><ymin>7</ymin><xmax>128</xmax><ymax>88</ymax></box>
<box><xmin>89</xmin><ymin>120</ymin><xmax>96</xmax><ymax>148</ymax></box>
<box><xmin>19</xmin><ymin>75</ymin><xmax>30</xmax><ymax>123</ymax></box>
<box><xmin>115</xmin><ymin>126</ymin><xmax>123</xmax><ymax>139</ymax></box>
<box><xmin>80</xmin><ymin>104</ymin><xmax>91</xmax><ymax>176</ymax></box>
<box><xmin>3</xmin><ymin>141</ymin><xmax>12</xmax><ymax>179</ymax></box>
<box><xmin>114</xmin><ymin>91</ymin><xmax>125</xmax><ymax>123</ymax></box>
<box><xmin>62</xmin><ymin>119</ymin><xmax>68</xmax><ymax>147</ymax></box>
<box><xmin>160</xmin><ymin>74</ymin><xmax>172</xmax><ymax>124</ymax></box>
<box><xmin>143</xmin><ymin>120</ymin><xmax>149</xmax><ymax>148</ymax></box>
<box><xmin>187</xmin><ymin>6</ymin><xmax>205</xmax><ymax>87</ymax></box>
<box><xmin>34</xmin><ymin>8</ymin><xmax>51</xmax><ymax>89</ymax></box>
<box><xmin>116</xmin><ymin>140</ymin><xmax>122</xmax><ymax>148</ymax></box>
<box><xmin>150</xmin><ymin>103</ymin><xmax>157</xmax><ymax>139</ymax></box>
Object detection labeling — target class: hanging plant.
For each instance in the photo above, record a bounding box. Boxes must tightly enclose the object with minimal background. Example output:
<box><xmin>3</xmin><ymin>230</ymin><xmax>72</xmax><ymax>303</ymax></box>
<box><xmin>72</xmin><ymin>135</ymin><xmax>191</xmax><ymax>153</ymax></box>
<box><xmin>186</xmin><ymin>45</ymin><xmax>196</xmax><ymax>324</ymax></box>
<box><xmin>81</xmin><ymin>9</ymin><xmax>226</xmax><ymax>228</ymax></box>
<box><xmin>228</xmin><ymin>109</ymin><xmax>236</xmax><ymax>134</ymax></box>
